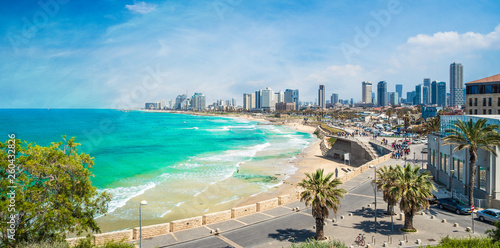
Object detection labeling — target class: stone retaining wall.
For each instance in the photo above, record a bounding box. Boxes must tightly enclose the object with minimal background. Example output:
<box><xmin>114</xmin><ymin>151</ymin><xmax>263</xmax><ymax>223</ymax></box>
<box><xmin>133</xmin><ymin>223</ymin><xmax>170</xmax><ymax>239</ymax></box>
<box><xmin>170</xmin><ymin>216</ymin><xmax>203</xmax><ymax>232</ymax></box>
<box><xmin>256</xmin><ymin>198</ymin><xmax>279</xmax><ymax>212</ymax></box>
<box><xmin>203</xmin><ymin>210</ymin><xmax>232</xmax><ymax>225</ymax></box>
<box><xmin>278</xmin><ymin>194</ymin><xmax>296</xmax><ymax>205</ymax></box>
<box><xmin>231</xmin><ymin>204</ymin><xmax>257</xmax><ymax>218</ymax></box>
<box><xmin>93</xmin><ymin>230</ymin><xmax>133</xmax><ymax>246</ymax></box>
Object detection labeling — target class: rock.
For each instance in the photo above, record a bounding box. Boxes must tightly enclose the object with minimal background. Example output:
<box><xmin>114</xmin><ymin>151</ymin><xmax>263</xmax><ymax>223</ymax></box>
<box><xmin>454</xmin><ymin>223</ymin><xmax>459</xmax><ymax>227</ymax></box>
<box><xmin>441</xmin><ymin>219</ymin><xmax>447</xmax><ymax>223</ymax></box>
<box><xmin>416</xmin><ymin>239</ymin><xmax>422</xmax><ymax>244</ymax></box>
<box><xmin>466</xmin><ymin>227</ymin><xmax>472</xmax><ymax>232</ymax></box>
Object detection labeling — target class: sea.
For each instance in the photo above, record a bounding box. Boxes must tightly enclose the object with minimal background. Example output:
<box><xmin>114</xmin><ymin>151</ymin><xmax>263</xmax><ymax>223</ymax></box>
<box><xmin>0</xmin><ymin>109</ymin><xmax>314</xmax><ymax>231</ymax></box>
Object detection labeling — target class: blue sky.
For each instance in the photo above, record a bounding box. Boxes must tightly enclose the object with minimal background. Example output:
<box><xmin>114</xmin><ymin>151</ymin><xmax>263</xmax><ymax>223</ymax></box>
<box><xmin>1</xmin><ymin>0</ymin><xmax>500</xmax><ymax>108</ymax></box>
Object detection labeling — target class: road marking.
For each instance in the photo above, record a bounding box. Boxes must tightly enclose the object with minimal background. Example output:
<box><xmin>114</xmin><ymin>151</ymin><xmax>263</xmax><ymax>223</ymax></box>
<box><xmin>170</xmin><ymin>232</ymin><xmax>178</xmax><ymax>241</ymax></box>
<box><xmin>281</xmin><ymin>206</ymin><xmax>293</xmax><ymax>210</ymax></box>
<box><xmin>217</xmin><ymin>234</ymin><xmax>244</xmax><ymax>248</ymax></box>
<box><xmin>232</xmin><ymin>218</ymin><xmax>248</xmax><ymax>225</ymax></box>
<box><xmin>296</xmin><ymin>211</ymin><xmax>312</xmax><ymax>216</ymax></box>
<box><xmin>259</xmin><ymin>212</ymin><xmax>274</xmax><ymax>218</ymax></box>
<box><xmin>203</xmin><ymin>225</ymin><xmax>213</xmax><ymax>231</ymax></box>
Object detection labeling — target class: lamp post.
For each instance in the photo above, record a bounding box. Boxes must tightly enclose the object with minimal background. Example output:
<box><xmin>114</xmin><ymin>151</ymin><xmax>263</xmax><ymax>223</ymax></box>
<box><xmin>369</xmin><ymin>164</ymin><xmax>377</xmax><ymax>232</ymax></box>
<box><xmin>413</xmin><ymin>152</ymin><xmax>416</xmax><ymax>165</ymax></box>
<box><xmin>449</xmin><ymin>170</ymin><xmax>455</xmax><ymax>199</ymax></box>
<box><xmin>140</xmin><ymin>200</ymin><xmax>147</xmax><ymax>248</ymax></box>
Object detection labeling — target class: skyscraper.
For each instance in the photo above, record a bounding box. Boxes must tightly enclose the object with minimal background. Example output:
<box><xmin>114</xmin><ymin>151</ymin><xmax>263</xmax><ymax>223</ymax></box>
<box><xmin>331</xmin><ymin>93</ymin><xmax>338</xmax><ymax>105</ymax></box>
<box><xmin>437</xmin><ymin>82</ymin><xmax>446</xmax><ymax>107</ymax></box>
<box><xmin>191</xmin><ymin>93</ymin><xmax>206</xmax><ymax>111</ymax></box>
<box><xmin>423</xmin><ymin>78</ymin><xmax>431</xmax><ymax>104</ymax></box>
<box><xmin>415</xmin><ymin>84</ymin><xmax>422</xmax><ymax>105</ymax></box>
<box><xmin>389</xmin><ymin>92</ymin><xmax>399</xmax><ymax>105</ymax></box>
<box><xmin>372</xmin><ymin>92</ymin><xmax>376</xmax><ymax>104</ymax></box>
<box><xmin>261</xmin><ymin>87</ymin><xmax>275</xmax><ymax>111</ymax></box>
<box><xmin>284</xmin><ymin>89</ymin><xmax>299</xmax><ymax>110</ymax></box>
<box><xmin>450</xmin><ymin>62</ymin><xmax>464</xmax><ymax>106</ymax></box>
<box><xmin>431</xmin><ymin>81</ymin><xmax>438</xmax><ymax>104</ymax></box>
<box><xmin>423</xmin><ymin>86</ymin><xmax>429</xmax><ymax>105</ymax></box>
<box><xmin>243</xmin><ymin>93</ymin><xmax>255</xmax><ymax>110</ymax></box>
<box><xmin>395</xmin><ymin>84</ymin><xmax>403</xmax><ymax>101</ymax></box>
<box><xmin>377</xmin><ymin>81</ymin><xmax>387</xmax><ymax>107</ymax></box>
<box><xmin>254</xmin><ymin>90</ymin><xmax>262</xmax><ymax>109</ymax></box>
<box><xmin>318</xmin><ymin>85</ymin><xmax>326</xmax><ymax>108</ymax></box>
<box><xmin>362</xmin><ymin>81</ymin><xmax>372</xmax><ymax>103</ymax></box>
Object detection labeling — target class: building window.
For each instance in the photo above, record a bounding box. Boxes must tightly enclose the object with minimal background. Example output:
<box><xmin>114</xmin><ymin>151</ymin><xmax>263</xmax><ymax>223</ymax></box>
<box><xmin>498</xmin><ymin>98</ymin><xmax>500</xmax><ymax>106</ymax></box>
<box><xmin>475</xmin><ymin>109</ymin><xmax>478</xmax><ymax>114</ymax></box>
<box><xmin>440</xmin><ymin>153</ymin><xmax>444</xmax><ymax>172</ymax></box>
<box><xmin>478</xmin><ymin>165</ymin><xmax>487</xmax><ymax>191</ymax></box>
<box><xmin>469</xmin><ymin>110</ymin><xmax>473</xmax><ymax>114</ymax></box>
<box><xmin>498</xmin><ymin>109</ymin><xmax>500</xmax><ymax>114</ymax></box>
<box><xmin>452</xmin><ymin>158</ymin><xmax>457</xmax><ymax>177</ymax></box>
<box><xmin>483</xmin><ymin>98</ymin><xmax>487</xmax><ymax>106</ymax></box>
<box><xmin>432</xmin><ymin>150</ymin><xmax>436</xmax><ymax>166</ymax></box>
<box><xmin>469</xmin><ymin>98</ymin><xmax>473</xmax><ymax>106</ymax></box>
<box><xmin>444</xmin><ymin>154</ymin><xmax>448</xmax><ymax>173</ymax></box>
<box><xmin>489</xmin><ymin>109</ymin><xmax>492</xmax><ymax>115</ymax></box>
<box><xmin>489</xmin><ymin>98</ymin><xmax>492</xmax><ymax>106</ymax></box>
<box><xmin>475</xmin><ymin>98</ymin><xmax>478</xmax><ymax>106</ymax></box>
<box><xmin>484</xmin><ymin>109</ymin><xmax>487</xmax><ymax>114</ymax></box>
<box><xmin>458</xmin><ymin>160</ymin><xmax>464</xmax><ymax>183</ymax></box>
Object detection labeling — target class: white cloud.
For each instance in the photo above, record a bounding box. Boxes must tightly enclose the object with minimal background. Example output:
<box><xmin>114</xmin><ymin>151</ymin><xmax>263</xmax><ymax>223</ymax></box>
<box><xmin>125</xmin><ymin>2</ymin><xmax>157</xmax><ymax>14</ymax></box>
<box><xmin>400</xmin><ymin>24</ymin><xmax>500</xmax><ymax>54</ymax></box>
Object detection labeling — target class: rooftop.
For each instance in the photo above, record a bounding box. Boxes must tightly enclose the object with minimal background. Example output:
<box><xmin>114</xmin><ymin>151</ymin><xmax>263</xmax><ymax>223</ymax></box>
<box><xmin>466</xmin><ymin>73</ymin><xmax>500</xmax><ymax>85</ymax></box>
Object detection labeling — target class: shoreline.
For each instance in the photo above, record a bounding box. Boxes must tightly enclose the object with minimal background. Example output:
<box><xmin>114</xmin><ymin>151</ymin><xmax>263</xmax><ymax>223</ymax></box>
<box><xmin>149</xmin><ymin>110</ymin><xmax>349</xmax><ymax>211</ymax></box>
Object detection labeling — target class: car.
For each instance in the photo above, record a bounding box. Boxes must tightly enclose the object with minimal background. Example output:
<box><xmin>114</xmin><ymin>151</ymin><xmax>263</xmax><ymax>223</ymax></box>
<box><xmin>421</xmin><ymin>147</ymin><xmax>429</xmax><ymax>153</ymax></box>
<box><xmin>437</xmin><ymin>198</ymin><xmax>472</xmax><ymax>214</ymax></box>
<box><xmin>428</xmin><ymin>194</ymin><xmax>438</xmax><ymax>204</ymax></box>
<box><xmin>413</xmin><ymin>139</ymin><xmax>421</xmax><ymax>144</ymax></box>
<box><xmin>476</xmin><ymin>209</ymin><xmax>500</xmax><ymax>223</ymax></box>
<box><xmin>421</xmin><ymin>139</ymin><xmax>428</xmax><ymax>144</ymax></box>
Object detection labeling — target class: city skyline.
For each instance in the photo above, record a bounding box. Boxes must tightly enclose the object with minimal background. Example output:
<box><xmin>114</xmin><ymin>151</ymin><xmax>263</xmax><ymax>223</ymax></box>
<box><xmin>1</xmin><ymin>1</ymin><xmax>500</xmax><ymax>108</ymax></box>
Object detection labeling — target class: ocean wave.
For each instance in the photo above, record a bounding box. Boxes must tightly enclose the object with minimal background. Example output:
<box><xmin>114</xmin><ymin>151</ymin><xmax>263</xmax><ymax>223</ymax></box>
<box><xmin>197</xmin><ymin>142</ymin><xmax>271</xmax><ymax>162</ymax></box>
<box><xmin>101</xmin><ymin>181</ymin><xmax>156</xmax><ymax>214</ymax></box>
<box><xmin>160</xmin><ymin>201</ymin><xmax>185</xmax><ymax>217</ymax></box>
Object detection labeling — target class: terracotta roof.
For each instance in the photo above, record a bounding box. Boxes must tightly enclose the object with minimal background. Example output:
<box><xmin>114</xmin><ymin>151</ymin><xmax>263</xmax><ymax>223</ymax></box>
<box><xmin>466</xmin><ymin>73</ymin><xmax>500</xmax><ymax>84</ymax></box>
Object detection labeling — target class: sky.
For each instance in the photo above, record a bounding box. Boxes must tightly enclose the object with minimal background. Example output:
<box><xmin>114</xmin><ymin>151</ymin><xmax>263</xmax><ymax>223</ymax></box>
<box><xmin>1</xmin><ymin>0</ymin><xmax>500</xmax><ymax>108</ymax></box>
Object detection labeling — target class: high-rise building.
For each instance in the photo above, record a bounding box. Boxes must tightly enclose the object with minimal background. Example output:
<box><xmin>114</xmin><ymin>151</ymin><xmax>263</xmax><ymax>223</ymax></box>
<box><xmin>377</xmin><ymin>81</ymin><xmax>388</xmax><ymax>107</ymax></box>
<box><xmin>191</xmin><ymin>93</ymin><xmax>206</xmax><ymax>111</ymax></box>
<box><xmin>261</xmin><ymin>87</ymin><xmax>275</xmax><ymax>111</ymax></box>
<box><xmin>423</xmin><ymin>86</ymin><xmax>429</xmax><ymax>105</ymax></box>
<box><xmin>243</xmin><ymin>93</ymin><xmax>256</xmax><ymax>110</ymax></box>
<box><xmin>372</xmin><ymin>92</ymin><xmax>376</xmax><ymax>104</ymax></box>
<box><xmin>318</xmin><ymin>85</ymin><xmax>326</xmax><ymax>108</ymax></box>
<box><xmin>175</xmin><ymin>94</ymin><xmax>188</xmax><ymax>109</ymax></box>
<box><xmin>255</xmin><ymin>90</ymin><xmax>262</xmax><ymax>109</ymax></box>
<box><xmin>275</xmin><ymin>91</ymin><xmax>284</xmax><ymax>103</ymax></box>
<box><xmin>284</xmin><ymin>89</ymin><xmax>299</xmax><ymax>110</ymax></box>
<box><xmin>415</xmin><ymin>85</ymin><xmax>422</xmax><ymax>105</ymax></box>
<box><xmin>331</xmin><ymin>93</ymin><xmax>338</xmax><ymax>105</ymax></box>
<box><xmin>431</xmin><ymin>81</ymin><xmax>438</xmax><ymax>104</ymax></box>
<box><xmin>423</xmin><ymin>78</ymin><xmax>431</xmax><ymax>104</ymax></box>
<box><xmin>362</xmin><ymin>81</ymin><xmax>372</xmax><ymax>103</ymax></box>
<box><xmin>389</xmin><ymin>92</ymin><xmax>399</xmax><ymax>105</ymax></box>
<box><xmin>450</xmin><ymin>62</ymin><xmax>464</xmax><ymax>106</ymax></box>
<box><xmin>395</xmin><ymin>84</ymin><xmax>403</xmax><ymax>101</ymax></box>
<box><xmin>437</xmin><ymin>82</ymin><xmax>446</xmax><ymax>107</ymax></box>
<box><xmin>407</xmin><ymin>91</ymin><xmax>416</xmax><ymax>105</ymax></box>
<box><xmin>350</xmin><ymin>98</ymin><xmax>354</xmax><ymax>105</ymax></box>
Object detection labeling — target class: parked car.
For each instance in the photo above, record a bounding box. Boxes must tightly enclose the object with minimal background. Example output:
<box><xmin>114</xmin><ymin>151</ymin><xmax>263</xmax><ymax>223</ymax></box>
<box><xmin>476</xmin><ymin>209</ymin><xmax>500</xmax><ymax>222</ymax></box>
<box><xmin>413</xmin><ymin>139</ymin><xmax>421</xmax><ymax>144</ymax></box>
<box><xmin>421</xmin><ymin>147</ymin><xmax>429</xmax><ymax>153</ymax></box>
<box><xmin>437</xmin><ymin>198</ymin><xmax>472</xmax><ymax>214</ymax></box>
<box><xmin>428</xmin><ymin>194</ymin><xmax>438</xmax><ymax>204</ymax></box>
<box><xmin>421</xmin><ymin>139</ymin><xmax>428</xmax><ymax>144</ymax></box>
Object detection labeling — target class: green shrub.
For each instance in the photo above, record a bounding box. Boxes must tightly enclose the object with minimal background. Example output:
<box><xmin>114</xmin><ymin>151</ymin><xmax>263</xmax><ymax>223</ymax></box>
<box><xmin>487</xmin><ymin>221</ymin><xmax>500</xmax><ymax>243</ymax></box>
<box><xmin>434</xmin><ymin>236</ymin><xmax>500</xmax><ymax>248</ymax></box>
<box><xmin>18</xmin><ymin>242</ymin><xmax>69</xmax><ymax>248</ymax></box>
<box><xmin>327</xmin><ymin>137</ymin><xmax>337</xmax><ymax>146</ymax></box>
<box><xmin>288</xmin><ymin>238</ymin><xmax>348</xmax><ymax>248</ymax></box>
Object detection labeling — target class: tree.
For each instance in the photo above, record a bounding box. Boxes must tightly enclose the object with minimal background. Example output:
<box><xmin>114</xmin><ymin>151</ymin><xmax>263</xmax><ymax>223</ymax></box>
<box><xmin>423</xmin><ymin>116</ymin><xmax>440</xmax><ymax>135</ymax></box>
<box><xmin>442</xmin><ymin>118</ymin><xmax>500</xmax><ymax>206</ymax></box>
<box><xmin>389</xmin><ymin>164</ymin><xmax>435</xmax><ymax>231</ymax></box>
<box><xmin>375</xmin><ymin>166</ymin><xmax>398</xmax><ymax>215</ymax></box>
<box><xmin>0</xmin><ymin>137</ymin><xmax>111</xmax><ymax>247</ymax></box>
<box><xmin>298</xmin><ymin>169</ymin><xmax>346</xmax><ymax>240</ymax></box>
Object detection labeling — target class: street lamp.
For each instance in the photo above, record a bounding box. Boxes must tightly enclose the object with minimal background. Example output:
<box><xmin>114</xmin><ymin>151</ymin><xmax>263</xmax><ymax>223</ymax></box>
<box><xmin>449</xmin><ymin>170</ymin><xmax>455</xmax><ymax>199</ymax></box>
<box><xmin>140</xmin><ymin>200</ymin><xmax>147</xmax><ymax>248</ymax></box>
<box><xmin>369</xmin><ymin>164</ymin><xmax>377</xmax><ymax>232</ymax></box>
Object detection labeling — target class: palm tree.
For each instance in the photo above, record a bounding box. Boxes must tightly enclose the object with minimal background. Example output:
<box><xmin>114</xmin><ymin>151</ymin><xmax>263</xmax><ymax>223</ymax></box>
<box><xmin>376</xmin><ymin>165</ymin><xmax>398</xmax><ymax>215</ymax></box>
<box><xmin>442</xmin><ymin>118</ymin><xmax>500</xmax><ymax>206</ymax></box>
<box><xmin>423</xmin><ymin>116</ymin><xmax>440</xmax><ymax>135</ymax></box>
<box><xmin>298</xmin><ymin>169</ymin><xmax>346</xmax><ymax>240</ymax></box>
<box><xmin>389</xmin><ymin>164</ymin><xmax>435</xmax><ymax>231</ymax></box>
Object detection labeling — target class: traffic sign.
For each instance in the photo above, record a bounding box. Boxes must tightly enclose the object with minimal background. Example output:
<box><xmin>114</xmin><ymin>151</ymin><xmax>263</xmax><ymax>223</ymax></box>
<box><xmin>471</xmin><ymin>205</ymin><xmax>475</xmax><ymax>211</ymax></box>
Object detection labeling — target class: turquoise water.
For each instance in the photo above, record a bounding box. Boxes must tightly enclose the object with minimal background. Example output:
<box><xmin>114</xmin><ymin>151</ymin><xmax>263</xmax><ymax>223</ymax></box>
<box><xmin>0</xmin><ymin>109</ymin><xmax>313</xmax><ymax>230</ymax></box>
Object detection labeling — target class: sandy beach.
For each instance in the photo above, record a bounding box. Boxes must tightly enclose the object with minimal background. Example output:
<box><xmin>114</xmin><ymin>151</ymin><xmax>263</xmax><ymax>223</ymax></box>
<box><xmin>231</xmin><ymin>114</ymin><xmax>349</xmax><ymax>208</ymax></box>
